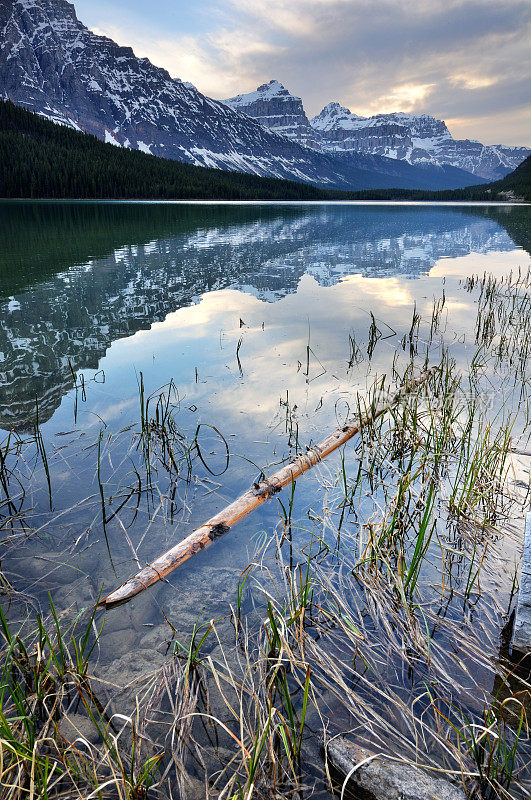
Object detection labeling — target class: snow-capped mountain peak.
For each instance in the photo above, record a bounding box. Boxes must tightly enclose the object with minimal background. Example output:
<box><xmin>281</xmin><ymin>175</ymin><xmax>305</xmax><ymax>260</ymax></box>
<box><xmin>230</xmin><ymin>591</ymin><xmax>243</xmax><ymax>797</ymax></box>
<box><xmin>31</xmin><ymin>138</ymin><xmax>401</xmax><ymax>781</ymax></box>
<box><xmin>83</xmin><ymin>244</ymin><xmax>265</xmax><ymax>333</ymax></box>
<box><xmin>224</xmin><ymin>80</ymin><xmax>320</xmax><ymax>149</ymax></box>
<box><xmin>311</xmin><ymin>102</ymin><xmax>363</xmax><ymax>131</ymax></box>
<box><xmin>227</xmin><ymin>79</ymin><xmax>292</xmax><ymax>107</ymax></box>
<box><xmin>224</xmin><ymin>81</ymin><xmax>529</xmax><ymax>179</ymax></box>
<box><xmin>0</xmin><ymin>0</ymin><xmax>360</xmax><ymax>184</ymax></box>
<box><xmin>311</xmin><ymin>104</ymin><xmax>451</xmax><ymax>139</ymax></box>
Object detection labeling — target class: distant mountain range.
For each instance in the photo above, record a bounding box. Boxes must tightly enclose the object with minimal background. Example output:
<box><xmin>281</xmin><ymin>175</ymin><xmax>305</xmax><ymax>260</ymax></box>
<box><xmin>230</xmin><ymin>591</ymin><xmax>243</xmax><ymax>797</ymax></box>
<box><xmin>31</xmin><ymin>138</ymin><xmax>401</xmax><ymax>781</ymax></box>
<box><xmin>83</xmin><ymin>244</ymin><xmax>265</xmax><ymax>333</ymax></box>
<box><xmin>0</xmin><ymin>1</ymin><xmax>528</xmax><ymax>191</ymax></box>
<box><xmin>226</xmin><ymin>80</ymin><xmax>530</xmax><ymax>181</ymax></box>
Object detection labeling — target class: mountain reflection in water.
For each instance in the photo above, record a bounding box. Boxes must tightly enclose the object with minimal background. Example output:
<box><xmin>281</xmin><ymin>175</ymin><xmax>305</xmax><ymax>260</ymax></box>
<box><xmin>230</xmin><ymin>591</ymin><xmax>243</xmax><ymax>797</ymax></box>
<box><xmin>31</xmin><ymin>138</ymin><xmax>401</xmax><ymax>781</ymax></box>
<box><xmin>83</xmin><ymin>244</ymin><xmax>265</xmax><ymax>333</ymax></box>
<box><xmin>0</xmin><ymin>201</ymin><xmax>529</xmax><ymax>428</ymax></box>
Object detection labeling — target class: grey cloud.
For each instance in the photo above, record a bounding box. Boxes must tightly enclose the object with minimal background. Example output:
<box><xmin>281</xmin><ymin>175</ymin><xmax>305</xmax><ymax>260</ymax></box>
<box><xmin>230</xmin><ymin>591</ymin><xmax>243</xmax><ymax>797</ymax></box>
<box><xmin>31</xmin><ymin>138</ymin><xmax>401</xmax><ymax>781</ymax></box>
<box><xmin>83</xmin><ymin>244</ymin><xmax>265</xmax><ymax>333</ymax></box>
<box><xmin>429</xmin><ymin>77</ymin><xmax>531</xmax><ymax>119</ymax></box>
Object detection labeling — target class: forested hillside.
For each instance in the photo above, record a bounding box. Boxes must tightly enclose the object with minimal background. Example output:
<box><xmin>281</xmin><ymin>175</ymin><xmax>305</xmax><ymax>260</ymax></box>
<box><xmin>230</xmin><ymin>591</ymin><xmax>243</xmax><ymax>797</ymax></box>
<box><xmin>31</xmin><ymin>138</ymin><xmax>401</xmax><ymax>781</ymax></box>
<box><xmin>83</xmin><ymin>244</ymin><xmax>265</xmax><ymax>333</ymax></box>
<box><xmin>0</xmin><ymin>100</ymin><xmax>335</xmax><ymax>200</ymax></box>
<box><xmin>447</xmin><ymin>155</ymin><xmax>530</xmax><ymax>202</ymax></box>
<box><xmin>348</xmin><ymin>157</ymin><xmax>531</xmax><ymax>202</ymax></box>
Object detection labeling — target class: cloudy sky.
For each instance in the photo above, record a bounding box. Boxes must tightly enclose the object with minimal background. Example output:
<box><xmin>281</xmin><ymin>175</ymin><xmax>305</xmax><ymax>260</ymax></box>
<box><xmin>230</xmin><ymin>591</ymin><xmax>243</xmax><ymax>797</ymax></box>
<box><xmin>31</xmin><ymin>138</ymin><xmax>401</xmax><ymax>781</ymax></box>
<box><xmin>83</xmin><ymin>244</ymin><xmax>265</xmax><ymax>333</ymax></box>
<box><xmin>74</xmin><ymin>0</ymin><xmax>530</xmax><ymax>145</ymax></box>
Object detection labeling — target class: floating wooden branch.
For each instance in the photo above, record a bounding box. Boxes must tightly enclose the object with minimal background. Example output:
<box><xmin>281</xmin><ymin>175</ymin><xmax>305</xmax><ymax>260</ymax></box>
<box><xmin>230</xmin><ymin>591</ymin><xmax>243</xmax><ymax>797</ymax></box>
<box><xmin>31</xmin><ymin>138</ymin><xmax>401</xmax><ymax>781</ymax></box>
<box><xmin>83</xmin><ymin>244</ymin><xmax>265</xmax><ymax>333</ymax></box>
<box><xmin>98</xmin><ymin>366</ymin><xmax>437</xmax><ymax>609</ymax></box>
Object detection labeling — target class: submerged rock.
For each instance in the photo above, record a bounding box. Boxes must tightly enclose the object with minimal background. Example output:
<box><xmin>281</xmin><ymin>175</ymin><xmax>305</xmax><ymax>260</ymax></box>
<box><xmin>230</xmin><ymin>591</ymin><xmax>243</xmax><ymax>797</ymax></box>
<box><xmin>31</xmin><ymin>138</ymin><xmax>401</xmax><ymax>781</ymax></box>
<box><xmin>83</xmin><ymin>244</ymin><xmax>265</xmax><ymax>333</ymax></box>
<box><xmin>95</xmin><ymin>646</ymin><xmax>166</xmax><ymax>688</ymax></box>
<box><xmin>58</xmin><ymin>713</ymin><xmax>101</xmax><ymax>745</ymax></box>
<box><xmin>326</xmin><ymin>738</ymin><xmax>467</xmax><ymax>800</ymax></box>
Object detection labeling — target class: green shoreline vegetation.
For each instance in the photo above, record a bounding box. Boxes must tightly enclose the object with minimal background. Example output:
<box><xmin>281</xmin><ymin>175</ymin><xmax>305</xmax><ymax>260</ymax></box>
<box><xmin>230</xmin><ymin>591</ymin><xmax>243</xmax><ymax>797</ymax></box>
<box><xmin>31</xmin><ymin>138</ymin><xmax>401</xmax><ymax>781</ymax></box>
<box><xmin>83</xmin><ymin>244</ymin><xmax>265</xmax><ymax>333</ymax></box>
<box><xmin>0</xmin><ymin>99</ymin><xmax>530</xmax><ymax>202</ymax></box>
<box><xmin>1</xmin><ymin>267</ymin><xmax>531</xmax><ymax>798</ymax></box>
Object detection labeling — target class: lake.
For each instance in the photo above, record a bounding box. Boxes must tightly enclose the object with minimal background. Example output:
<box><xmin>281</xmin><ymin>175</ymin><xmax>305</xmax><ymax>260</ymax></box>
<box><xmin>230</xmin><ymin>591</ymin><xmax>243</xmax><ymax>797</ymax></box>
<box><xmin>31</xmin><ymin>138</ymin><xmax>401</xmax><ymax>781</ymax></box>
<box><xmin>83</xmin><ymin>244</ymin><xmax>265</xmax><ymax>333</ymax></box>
<box><xmin>1</xmin><ymin>200</ymin><xmax>530</xmax><ymax>798</ymax></box>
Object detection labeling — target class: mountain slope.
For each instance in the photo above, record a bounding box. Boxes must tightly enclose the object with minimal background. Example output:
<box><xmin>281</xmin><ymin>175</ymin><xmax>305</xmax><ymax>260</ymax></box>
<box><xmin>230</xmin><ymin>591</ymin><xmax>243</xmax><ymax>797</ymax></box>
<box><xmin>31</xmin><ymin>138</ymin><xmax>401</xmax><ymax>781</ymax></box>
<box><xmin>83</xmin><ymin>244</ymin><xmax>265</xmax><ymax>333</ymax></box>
<box><xmin>0</xmin><ymin>98</ymin><xmax>339</xmax><ymax>199</ymax></box>
<box><xmin>1</xmin><ymin>98</ymin><xmax>487</xmax><ymax>200</ymax></box>
<box><xmin>0</xmin><ymin>0</ymin><xmax>363</xmax><ymax>188</ymax></box>
<box><xmin>2</xmin><ymin>99</ymin><xmax>526</xmax><ymax>202</ymax></box>
<box><xmin>340</xmin><ymin>156</ymin><xmax>531</xmax><ymax>203</ymax></box>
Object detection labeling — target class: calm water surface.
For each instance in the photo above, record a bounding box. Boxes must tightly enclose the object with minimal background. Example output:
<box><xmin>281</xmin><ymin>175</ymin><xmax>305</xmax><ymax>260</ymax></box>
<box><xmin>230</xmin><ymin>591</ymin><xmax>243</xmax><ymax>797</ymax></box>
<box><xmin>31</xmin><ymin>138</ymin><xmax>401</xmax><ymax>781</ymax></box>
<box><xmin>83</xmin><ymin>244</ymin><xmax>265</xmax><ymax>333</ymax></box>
<box><xmin>1</xmin><ymin>199</ymin><xmax>529</xmax><ymax>614</ymax></box>
<box><xmin>1</xmin><ymin>201</ymin><xmax>530</xmax><ymax>792</ymax></box>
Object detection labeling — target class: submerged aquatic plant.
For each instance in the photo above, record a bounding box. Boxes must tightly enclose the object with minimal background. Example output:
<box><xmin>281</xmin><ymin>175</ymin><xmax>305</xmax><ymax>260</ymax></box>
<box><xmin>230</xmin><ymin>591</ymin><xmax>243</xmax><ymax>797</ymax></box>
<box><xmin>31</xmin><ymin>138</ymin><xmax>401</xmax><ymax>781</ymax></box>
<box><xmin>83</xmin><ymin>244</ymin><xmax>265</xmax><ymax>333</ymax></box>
<box><xmin>0</xmin><ymin>597</ymin><xmax>174</xmax><ymax>799</ymax></box>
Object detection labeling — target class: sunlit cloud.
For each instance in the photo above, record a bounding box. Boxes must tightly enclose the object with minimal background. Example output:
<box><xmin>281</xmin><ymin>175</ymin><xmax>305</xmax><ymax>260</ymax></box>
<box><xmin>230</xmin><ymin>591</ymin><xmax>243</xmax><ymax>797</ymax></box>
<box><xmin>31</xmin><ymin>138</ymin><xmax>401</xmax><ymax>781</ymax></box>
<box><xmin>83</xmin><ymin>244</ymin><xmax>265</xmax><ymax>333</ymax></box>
<box><xmin>228</xmin><ymin>0</ymin><xmax>356</xmax><ymax>36</ymax></box>
<box><xmin>91</xmin><ymin>23</ymin><xmax>281</xmax><ymax>98</ymax></box>
<box><xmin>356</xmin><ymin>82</ymin><xmax>436</xmax><ymax>115</ymax></box>
<box><xmin>450</xmin><ymin>73</ymin><xmax>498</xmax><ymax>90</ymax></box>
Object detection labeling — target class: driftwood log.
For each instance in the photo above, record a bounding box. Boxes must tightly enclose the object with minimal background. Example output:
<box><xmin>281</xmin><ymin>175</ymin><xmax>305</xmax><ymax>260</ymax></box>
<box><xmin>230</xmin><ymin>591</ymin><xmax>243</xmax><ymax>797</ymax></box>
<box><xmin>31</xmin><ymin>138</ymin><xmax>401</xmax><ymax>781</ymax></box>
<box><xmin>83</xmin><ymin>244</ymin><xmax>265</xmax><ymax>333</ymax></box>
<box><xmin>98</xmin><ymin>366</ymin><xmax>437</xmax><ymax>609</ymax></box>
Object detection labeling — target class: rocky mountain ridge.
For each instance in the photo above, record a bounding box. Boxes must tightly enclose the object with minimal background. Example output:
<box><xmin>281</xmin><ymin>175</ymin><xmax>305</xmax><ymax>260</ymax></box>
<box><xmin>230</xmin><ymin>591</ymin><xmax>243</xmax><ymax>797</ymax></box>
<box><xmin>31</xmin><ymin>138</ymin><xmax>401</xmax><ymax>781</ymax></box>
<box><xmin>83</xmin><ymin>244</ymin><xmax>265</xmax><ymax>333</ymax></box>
<box><xmin>225</xmin><ymin>83</ymin><xmax>530</xmax><ymax>180</ymax></box>
<box><xmin>310</xmin><ymin>101</ymin><xmax>529</xmax><ymax>180</ymax></box>
<box><xmin>0</xmin><ymin>0</ymin><xmax>359</xmax><ymax>187</ymax></box>
<box><xmin>226</xmin><ymin>80</ymin><xmax>320</xmax><ymax>150</ymax></box>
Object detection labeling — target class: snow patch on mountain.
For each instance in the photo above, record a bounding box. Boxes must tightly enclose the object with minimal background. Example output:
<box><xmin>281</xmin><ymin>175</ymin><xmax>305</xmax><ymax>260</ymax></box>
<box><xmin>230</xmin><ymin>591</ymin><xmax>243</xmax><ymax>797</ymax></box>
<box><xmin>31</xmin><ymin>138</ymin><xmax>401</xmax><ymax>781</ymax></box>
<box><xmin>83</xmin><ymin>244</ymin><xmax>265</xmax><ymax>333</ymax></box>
<box><xmin>137</xmin><ymin>141</ymin><xmax>152</xmax><ymax>155</ymax></box>
<box><xmin>224</xmin><ymin>80</ymin><xmax>320</xmax><ymax>149</ymax></box>
<box><xmin>104</xmin><ymin>129</ymin><xmax>121</xmax><ymax>146</ymax></box>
